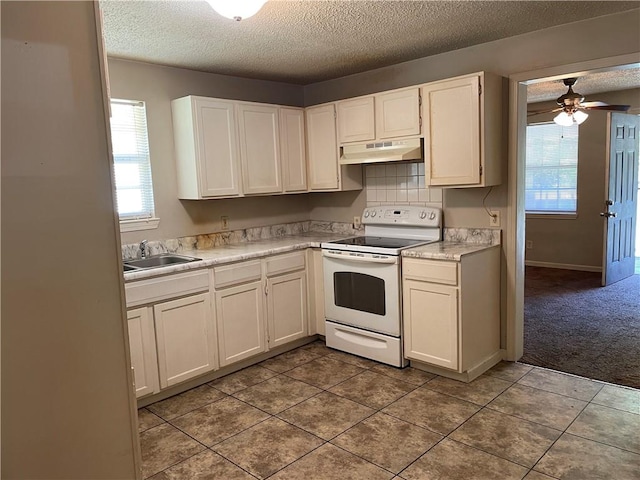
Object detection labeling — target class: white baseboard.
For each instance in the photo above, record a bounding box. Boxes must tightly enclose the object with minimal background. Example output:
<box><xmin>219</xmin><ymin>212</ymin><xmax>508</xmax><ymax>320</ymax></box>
<box><xmin>525</xmin><ymin>260</ymin><xmax>602</xmax><ymax>272</ymax></box>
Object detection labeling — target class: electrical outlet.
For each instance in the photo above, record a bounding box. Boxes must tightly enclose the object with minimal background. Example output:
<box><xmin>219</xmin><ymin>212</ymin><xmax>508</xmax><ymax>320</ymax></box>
<box><xmin>526</xmin><ymin>240</ymin><xmax>534</xmax><ymax>249</ymax></box>
<box><xmin>489</xmin><ymin>210</ymin><xmax>501</xmax><ymax>227</ymax></box>
<box><xmin>353</xmin><ymin>216</ymin><xmax>361</xmax><ymax>229</ymax></box>
<box><xmin>220</xmin><ymin>215</ymin><xmax>229</xmax><ymax>230</ymax></box>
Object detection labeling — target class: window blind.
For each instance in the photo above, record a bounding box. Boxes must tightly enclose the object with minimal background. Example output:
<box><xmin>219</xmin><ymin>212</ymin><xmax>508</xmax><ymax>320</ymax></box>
<box><xmin>525</xmin><ymin>122</ymin><xmax>579</xmax><ymax>213</ymax></box>
<box><xmin>109</xmin><ymin>99</ymin><xmax>155</xmax><ymax>220</ymax></box>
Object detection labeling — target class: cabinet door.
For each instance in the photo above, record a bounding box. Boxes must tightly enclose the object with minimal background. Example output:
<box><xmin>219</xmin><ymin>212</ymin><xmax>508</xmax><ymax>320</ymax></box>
<box><xmin>279</xmin><ymin>107</ymin><xmax>307</xmax><ymax>192</ymax></box>
<box><xmin>154</xmin><ymin>293</ymin><xmax>216</xmax><ymax>388</ymax></box>
<box><xmin>194</xmin><ymin>98</ymin><xmax>242</xmax><ymax>197</ymax></box>
<box><xmin>215</xmin><ymin>280</ymin><xmax>266</xmax><ymax>366</ymax></box>
<box><xmin>127</xmin><ymin>307</ymin><xmax>159</xmax><ymax>398</ymax></box>
<box><xmin>306</xmin><ymin>104</ymin><xmax>339</xmax><ymax>190</ymax></box>
<box><xmin>375</xmin><ymin>88</ymin><xmax>421</xmax><ymax>139</ymax></box>
<box><xmin>267</xmin><ymin>270</ymin><xmax>308</xmax><ymax>348</ymax></box>
<box><xmin>403</xmin><ymin>279</ymin><xmax>459</xmax><ymax>370</ymax></box>
<box><xmin>422</xmin><ymin>75</ymin><xmax>481</xmax><ymax>186</ymax></box>
<box><xmin>237</xmin><ymin>103</ymin><xmax>282</xmax><ymax>194</ymax></box>
<box><xmin>337</xmin><ymin>96</ymin><xmax>375</xmax><ymax>144</ymax></box>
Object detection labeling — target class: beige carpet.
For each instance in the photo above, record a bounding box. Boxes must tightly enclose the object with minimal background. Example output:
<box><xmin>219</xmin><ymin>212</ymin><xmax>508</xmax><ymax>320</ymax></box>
<box><xmin>522</xmin><ymin>266</ymin><xmax>640</xmax><ymax>389</ymax></box>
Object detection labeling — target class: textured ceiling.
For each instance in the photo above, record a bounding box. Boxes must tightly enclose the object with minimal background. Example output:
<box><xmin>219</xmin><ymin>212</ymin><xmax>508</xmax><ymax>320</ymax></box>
<box><xmin>101</xmin><ymin>0</ymin><xmax>640</xmax><ymax>85</ymax></box>
<box><xmin>527</xmin><ymin>68</ymin><xmax>640</xmax><ymax>104</ymax></box>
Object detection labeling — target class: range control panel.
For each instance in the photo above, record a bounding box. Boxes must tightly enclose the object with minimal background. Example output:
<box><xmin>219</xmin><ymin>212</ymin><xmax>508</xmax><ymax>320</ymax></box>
<box><xmin>362</xmin><ymin>206</ymin><xmax>441</xmax><ymax>227</ymax></box>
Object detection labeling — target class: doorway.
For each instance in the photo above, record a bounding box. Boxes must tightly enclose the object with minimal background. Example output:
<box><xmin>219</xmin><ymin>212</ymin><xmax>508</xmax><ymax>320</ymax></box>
<box><xmin>511</xmin><ymin>64</ymin><xmax>640</xmax><ymax>387</ymax></box>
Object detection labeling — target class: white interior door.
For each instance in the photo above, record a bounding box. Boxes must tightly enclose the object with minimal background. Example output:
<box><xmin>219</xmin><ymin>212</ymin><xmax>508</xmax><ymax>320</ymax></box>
<box><xmin>602</xmin><ymin>112</ymin><xmax>639</xmax><ymax>286</ymax></box>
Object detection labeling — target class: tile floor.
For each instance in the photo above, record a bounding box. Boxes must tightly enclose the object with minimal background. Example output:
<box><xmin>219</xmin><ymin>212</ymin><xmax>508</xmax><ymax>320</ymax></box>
<box><xmin>138</xmin><ymin>341</ymin><xmax>640</xmax><ymax>480</ymax></box>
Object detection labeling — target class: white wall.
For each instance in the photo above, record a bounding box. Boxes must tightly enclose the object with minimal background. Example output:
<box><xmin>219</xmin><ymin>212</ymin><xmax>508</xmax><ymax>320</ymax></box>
<box><xmin>107</xmin><ymin>59</ymin><xmax>310</xmax><ymax>245</ymax></box>
<box><xmin>526</xmin><ymin>88</ymin><xmax>640</xmax><ymax>269</ymax></box>
<box><xmin>2</xmin><ymin>2</ymin><xmax>137</xmax><ymax>477</ymax></box>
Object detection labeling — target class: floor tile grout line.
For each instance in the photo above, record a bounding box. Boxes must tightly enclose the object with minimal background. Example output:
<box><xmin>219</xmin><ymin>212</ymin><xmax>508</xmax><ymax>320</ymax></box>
<box><xmin>262</xmin><ymin>441</ymin><xmax>329</xmax><ymax>479</ymax></box>
<box><xmin>139</xmin><ymin>343</ymin><xmax>636</xmax><ymax>479</ymax></box>
<box><xmin>147</xmin><ymin>390</ymin><xmax>230</xmax><ymax>423</ymax></box>
<box><xmin>559</xmin><ymin>431</ymin><xmax>640</xmax><ymax>457</ymax></box>
<box><xmin>442</xmin><ymin>403</ymin><xmax>557</xmax><ymax>471</ymax></box>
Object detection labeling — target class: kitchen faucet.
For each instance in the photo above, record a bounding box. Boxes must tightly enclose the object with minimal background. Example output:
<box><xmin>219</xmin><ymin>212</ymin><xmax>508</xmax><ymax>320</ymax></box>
<box><xmin>140</xmin><ymin>240</ymin><xmax>148</xmax><ymax>259</ymax></box>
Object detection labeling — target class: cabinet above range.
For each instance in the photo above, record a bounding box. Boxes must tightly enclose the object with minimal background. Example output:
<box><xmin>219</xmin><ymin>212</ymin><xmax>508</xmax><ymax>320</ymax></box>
<box><xmin>336</xmin><ymin>87</ymin><xmax>421</xmax><ymax>144</ymax></box>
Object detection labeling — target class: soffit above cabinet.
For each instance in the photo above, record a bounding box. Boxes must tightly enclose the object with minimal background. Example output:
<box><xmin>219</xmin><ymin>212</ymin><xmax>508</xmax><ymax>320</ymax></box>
<box><xmin>100</xmin><ymin>1</ymin><xmax>639</xmax><ymax>85</ymax></box>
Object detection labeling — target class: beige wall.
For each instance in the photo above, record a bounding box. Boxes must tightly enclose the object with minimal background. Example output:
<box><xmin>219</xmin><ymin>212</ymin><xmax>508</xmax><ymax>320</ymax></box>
<box><xmin>526</xmin><ymin>88</ymin><xmax>640</xmax><ymax>269</ymax></box>
<box><xmin>107</xmin><ymin>59</ymin><xmax>310</xmax><ymax>245</ymax></box>
<box><xmin>302</xmin><ymin>9</ymin><xmax>639</xmax><ymax>351</ymax></box>
<box><xmin>303</xmin><ymin>9</ymin><xmax>640</xmax><ymax>231</ymax></box>
<box><xmin>2</xmin><ymin>2</ymin><xmax>137</xmax><ymax>477</ymax></box>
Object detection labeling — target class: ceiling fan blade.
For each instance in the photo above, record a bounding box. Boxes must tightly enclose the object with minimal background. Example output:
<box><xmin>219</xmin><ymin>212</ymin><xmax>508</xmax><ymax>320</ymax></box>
<box><xmin>582</xmin><ymin>104</ymin><xmax>631</xmax><ymax>112</ymax></box>
<box><xmin>527</xmin><ymin>107</ymin><xmax>562</xmax><ymax>116</ymax></box>
<box><xmin>580</xmin><ymin>101</ymin><xmax>609</xmax><ymax>108</ymax></box>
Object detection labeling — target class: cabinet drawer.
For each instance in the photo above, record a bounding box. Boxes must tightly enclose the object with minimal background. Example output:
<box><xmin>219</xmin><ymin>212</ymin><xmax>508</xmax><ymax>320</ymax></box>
<box><xmin>214</xmin><ymin>260</ymin><xmax>262</xmax><ymax>289</ymax></box>
<box><xmin>125</xmin><ymin>270</ymin><xmax>209</xmax><ymax>308</ymax></box>
<box><xmin>402</xmin><ymin>258</ymin><xmax>458</xmax><ymax>285</ymax></box>
<box><xmin>265</xmin><ymin>251</ymin><xmax>306</xmax><ymax>277</ymax></box>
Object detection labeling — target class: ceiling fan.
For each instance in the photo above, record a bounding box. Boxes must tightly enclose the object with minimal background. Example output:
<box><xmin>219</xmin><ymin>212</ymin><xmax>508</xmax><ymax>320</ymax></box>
<box><xmin>528</xmin><ymin>77</ymin><xmax>631</xmax><ymax>126</ymax></box>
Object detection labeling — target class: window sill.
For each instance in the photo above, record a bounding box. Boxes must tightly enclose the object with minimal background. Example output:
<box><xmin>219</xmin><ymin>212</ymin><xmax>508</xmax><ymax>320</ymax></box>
<box><xmin>526</xmin><ymin>212</ymin><xmax>577</xmax><ymax>220</ymax></box>
<box><xmin>119</xmin><ymin>217</ymin><xmax>160</xmax><ymax>233</ymax></box>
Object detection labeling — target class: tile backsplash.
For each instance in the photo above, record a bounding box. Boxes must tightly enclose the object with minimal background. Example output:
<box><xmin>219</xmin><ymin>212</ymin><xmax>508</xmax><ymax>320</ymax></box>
<box><xmin>365</xmin><ymin>161</ymin><xmax>443</xmax><ymax>207</ymax></box>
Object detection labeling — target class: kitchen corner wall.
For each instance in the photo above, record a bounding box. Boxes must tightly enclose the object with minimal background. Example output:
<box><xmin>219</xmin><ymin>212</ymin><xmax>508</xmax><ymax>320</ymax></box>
<box><xmin>107</xmin><ymin>58</ymin><xmax>309</xmax><ymax>245</ymax></box>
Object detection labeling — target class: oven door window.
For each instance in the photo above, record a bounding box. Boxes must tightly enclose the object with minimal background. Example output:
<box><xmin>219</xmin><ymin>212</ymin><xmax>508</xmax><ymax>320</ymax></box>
<box><xmin>333</xmin><ymin>272</ymin><xmax>386</xmax><ymax>316</ymax></box>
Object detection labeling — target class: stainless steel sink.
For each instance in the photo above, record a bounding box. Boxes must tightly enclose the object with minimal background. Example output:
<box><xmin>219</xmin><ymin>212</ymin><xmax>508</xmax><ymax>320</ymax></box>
<box><xmin>123</xmin><ymin>254</ymin><xmax>202</xmax><ymax>271</ymax></box>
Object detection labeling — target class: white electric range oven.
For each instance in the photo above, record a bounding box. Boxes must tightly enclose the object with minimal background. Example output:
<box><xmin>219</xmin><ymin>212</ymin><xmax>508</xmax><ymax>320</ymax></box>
<box><xmin>321</xmin><ymin>205</ymin><xmax>442</xmax><ymax>367</ymax></box>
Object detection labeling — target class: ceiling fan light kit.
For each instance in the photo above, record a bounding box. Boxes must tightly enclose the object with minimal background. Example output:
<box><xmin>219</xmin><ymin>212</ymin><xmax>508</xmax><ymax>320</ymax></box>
<box><xmin>530</xmin><ymin>77</ymin><xmax>631</xmax><ymax>125</ymax></box>
<box><xmin>205</xmin><ymin>0</ymin><xmax>268</xmax><ymax>21</ymax></box>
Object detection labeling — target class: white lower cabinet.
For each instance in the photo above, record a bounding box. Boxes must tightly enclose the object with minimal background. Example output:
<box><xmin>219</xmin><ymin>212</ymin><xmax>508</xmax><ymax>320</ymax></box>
<box><xmin>214</xmin><ymin>252</ymin><xmax>308</xmax><ymax>367</ymax></box>
<box><xmin>125</xmin><ymin>250</ymin><xmax>312</xmax><ymax>400</ymax></box>
<box><xmin>127</xmin><ymin>307</ymin><xmax>159</xmax><ymax>399</ymax></box>
<box><xmin>267</xmin><ymin>269</ymin><xmax>308</xmax><ymax>348</ymax></box>
<box><xmin>402</xmin><ymin>247</ymin><xmax>501</xmax><ymax>381</ymax></box>
<box><xmin>154</xmin><ymin>293</ymin><xmax>217</xmax><ymax>388</ymax></box>
<box><xmin>125</xmin><ymin>270</ymin><xmax>214</xmax><ymax>397</ymax></box>
<box><xmin>306</xmin><ymin>248</ymin><xmax>326</xmax><ymax>336</ymax></box>
<box><xmin>215</xmin><ymin>279</ymin><xmax>267</xmax><ymax>367</ymax></box>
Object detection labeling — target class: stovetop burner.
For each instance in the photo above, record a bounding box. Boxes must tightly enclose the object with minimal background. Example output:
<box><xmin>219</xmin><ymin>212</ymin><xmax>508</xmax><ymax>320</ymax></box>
<box><xmin>330</xmin><ymin>236</ymin><xmax>431</xmax><ymax>249</ymax></box>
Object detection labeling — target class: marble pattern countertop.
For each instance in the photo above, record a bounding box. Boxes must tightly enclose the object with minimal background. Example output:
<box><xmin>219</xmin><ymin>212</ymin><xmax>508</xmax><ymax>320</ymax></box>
<box><xmin>123</xmin><ymin>226</ymin><xmax>502</xmax><ymax>281</ymax></box>
<box><xmin>402</xmin><ymin>241</ymin><xmax>499</xmax><ymax>261</ymax></box>
<box><xmin>123</xmin><ymin>232</ymin><xmax>347</xmax><ymax>282</ymax></box>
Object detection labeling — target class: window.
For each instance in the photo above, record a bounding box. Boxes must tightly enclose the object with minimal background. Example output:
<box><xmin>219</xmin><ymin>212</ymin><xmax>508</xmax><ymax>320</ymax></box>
<box><xmin>109</xmin><ymin>99</ymin><xmax>158</xmax><ymax>231</ymax></box>
<box><xmin>525</xmin><ymin>122</ymin><xmax>579</xmax><ymax>214</ymax></box>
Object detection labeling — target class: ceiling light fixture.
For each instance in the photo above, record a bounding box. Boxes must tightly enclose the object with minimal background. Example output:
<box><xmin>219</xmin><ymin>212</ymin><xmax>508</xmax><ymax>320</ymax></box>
<box><xmin>553</xmin><ymin>109</ymin><xmax>588</xmax><ymax>127</ymax></box>
<box><xmin>205</xmin><ymin>0</ymin><xmax>268</xmax><ymax>21</ymax></box>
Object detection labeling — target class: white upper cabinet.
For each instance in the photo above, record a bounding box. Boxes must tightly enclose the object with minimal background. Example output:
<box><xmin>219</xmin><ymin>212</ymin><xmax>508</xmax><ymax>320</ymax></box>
<box><xmin>375</xmin><ymin>88</ymin><xmax>421</xmax><ymax>139</ymax></box>
<box><xmin>337</xmin><ymin>96</ymin><xmax>375</xmax><ymax>144</ymax></box>
<box><xmin>237</xmin><ymin>103</ymin><xmax>282</xmax><ymax>195</ymax></box>
<box><xmin>421</xmin><ymin>72</ymin><xmax>502</xmax><ymax>188</ymax></box>
<box><xmin>305</xmin><ymin>103</ymin><xmax>363</xmax><ymax>192</ymax></box>
<box><xmin>306</xmin><ymin>104</ymin><xmax>340</xmax><ymax>190</ymax></box>
<box><xmin>172</xmin><ymin>96</ymin><xmax>241</xmax><ymax>199</ymax></box>
<box><xmin>279</xmin><ymin>107</ymin><xmax>307</xmax><ymax>192</ymax></box>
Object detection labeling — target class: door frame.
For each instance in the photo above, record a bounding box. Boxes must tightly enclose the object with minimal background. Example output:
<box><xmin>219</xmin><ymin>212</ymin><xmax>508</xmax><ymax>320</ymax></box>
<box><xmin>505</xmin><ymin>53</ymin><xmax>640</xmax><ymax>360</ymax></box>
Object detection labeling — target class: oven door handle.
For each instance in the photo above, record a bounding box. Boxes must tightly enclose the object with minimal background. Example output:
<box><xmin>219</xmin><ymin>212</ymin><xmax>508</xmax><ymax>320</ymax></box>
<box><xmin>322</xmin><ymin>250</ymin><xmax>399</xmax><ymax>264</ymax></box>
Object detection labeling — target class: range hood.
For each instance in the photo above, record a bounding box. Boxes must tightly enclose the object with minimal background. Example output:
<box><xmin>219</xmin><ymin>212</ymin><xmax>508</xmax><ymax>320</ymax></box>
<box><xmin>339</xmin><ymin>138</ymin><xmax>423</xmax><ymax>165</ymax></box>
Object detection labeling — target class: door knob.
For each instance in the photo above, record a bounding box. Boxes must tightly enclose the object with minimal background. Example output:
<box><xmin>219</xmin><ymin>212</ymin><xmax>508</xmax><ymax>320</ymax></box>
<box><xmin>605</xmin><ymin>199</ymin><xmax>614</xmax><ymax>206</ymax></box>
<box><xmin>600</xmin><ymin>212</ymin><xmax>617</xmax><ymax>218</ymax></box>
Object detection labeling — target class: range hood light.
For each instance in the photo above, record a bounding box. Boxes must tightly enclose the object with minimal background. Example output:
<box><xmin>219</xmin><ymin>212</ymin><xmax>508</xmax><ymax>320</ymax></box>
<box><xmin>205</xmin><ymin>0</ymin><xmax>268</xmax><ymax>21</ymax></box>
